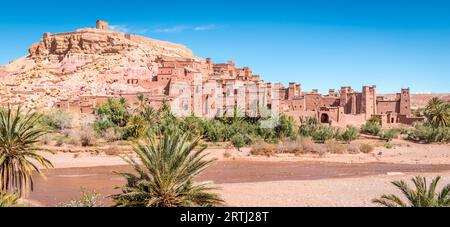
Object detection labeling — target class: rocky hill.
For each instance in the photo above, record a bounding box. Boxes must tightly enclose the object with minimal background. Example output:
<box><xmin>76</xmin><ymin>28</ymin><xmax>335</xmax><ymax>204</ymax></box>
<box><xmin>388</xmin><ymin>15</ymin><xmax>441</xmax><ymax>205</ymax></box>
<box><xmin>0</xmin><ymin>24</ymin><xmax>200</xmax><ymax>109</ymax></box>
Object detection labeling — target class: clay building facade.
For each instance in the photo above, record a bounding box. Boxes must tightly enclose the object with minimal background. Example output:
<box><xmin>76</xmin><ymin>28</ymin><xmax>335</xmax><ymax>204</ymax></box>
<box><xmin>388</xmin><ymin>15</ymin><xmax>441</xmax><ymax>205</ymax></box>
<box><xmin>53</xmin><ymin>21</ymin><xmax>423</xmax><ymax>127</ymax></box>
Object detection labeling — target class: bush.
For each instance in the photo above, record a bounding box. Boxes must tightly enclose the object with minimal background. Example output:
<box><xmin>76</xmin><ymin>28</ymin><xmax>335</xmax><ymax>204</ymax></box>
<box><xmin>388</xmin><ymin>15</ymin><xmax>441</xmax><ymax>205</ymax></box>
<box><xmin>347</xmin><ymin>144</ymin><xmax>361</xmax><ymax>154</ymax></box>
<box><xmin>360</xmin><ymin>144</ymin><xmax>374</xmax><ymax>153</ymax></box>
<box><xmin>58</xmin><ymin>188</ymin><xmax>103</xmax><ymax>207</ymax></box>
<box><xmin>311</xmin><ymin>125</ymin><xmax>336</xmax><ymax>143</ymax></box>
<box><xmin>39</xmin><ymin>110</ymin><xmax>73</xmax><ymax>131</ymax></box>
<box><xmin>250</xmin><ymin>142</ymin><xmax>276</xmax><ymax>157</ymax></box>
<box><xmin>55</xmin><ymin>138</ymin><xmax>64</xmax><ymax>147</ymax></box>
<box><xmin>275</xmin><ymin>114</ymin><xmax>297</xmax><ymax>139</ymax></box>
<box><xmin>378</xmin><ymin>128</ymin><xmax>398</xmax><ymax>142</ymax></box>
<box><xmin>96</xmin><ymin>98</ymin><xmax>130</xmax><ymax>127</ymax></box>
<box><xmin>80</xmin><ymin>127</ymin><xmax>95</xmax><ymax>147</ymax></box>
<box><xmin>340</xmin><ymin>126</ymin><xmax>359</xmax><ymax>143</ymax></box>
<box><xmin>69</xmin><ymin>127</ymin><xmax>95</xmax><ymax>147</ymax></box>
<box><xmin>203</xmin><ymin>120</ymin><xmax>225</xmax><ymax>142</ymax></box>
<box><xmin>361</xmin><ymin>122</ymin><xmax>382</xmax><ymax>135</ymax></box>
<box><xmin>407</xmin><ymin>125</ymin><xmax>450</xmax><ymax>143</ymax></box>
<box><xmin>277</xmin><ymin>139</ymin><xmax>301</xmax><ymax>154</ymax></box>
<box><xmin>231</xmin><ymin>133</ymin><xmax>247</xmax><ymax>151</ymax></box>
<box><xmin>123</xmin><ymin>115</ymin><xmax>147</xmax><ymax>139</ymax></box>
<box><xmin>103</xmin><ymin>128</ymin><xmax>123</xmax><ymax>142</ymax></box>
<box><xmin>324</xmin><ymin>140</ymin><xmax>347</xmax><ymax>154</ymax></box>
<box><xmin>299</xmin><ymin>117</ymin><xmax>318</xmax><ymax>137</ymax></box>
<box><xmin>298</xmin><ymin>137</ymin><xmax>319</xmax><ymax>153</ymax></box>
<box><xmin>367</xmin><ymin>116</ymin><xmax>382</xmax><ymax>125</ymax></box>
<box><xmin>93</xmin><ymin>118</ymin><xmax>115</xmax><ymax>135</ymax></box>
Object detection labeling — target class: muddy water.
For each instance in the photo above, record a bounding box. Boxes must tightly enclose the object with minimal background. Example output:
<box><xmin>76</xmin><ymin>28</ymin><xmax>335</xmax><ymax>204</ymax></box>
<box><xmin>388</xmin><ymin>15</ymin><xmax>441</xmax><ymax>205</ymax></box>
<box><xmin>29</xmin><ymin>161</ymin><xmax>450</xmax><ymax>206</ymax></box>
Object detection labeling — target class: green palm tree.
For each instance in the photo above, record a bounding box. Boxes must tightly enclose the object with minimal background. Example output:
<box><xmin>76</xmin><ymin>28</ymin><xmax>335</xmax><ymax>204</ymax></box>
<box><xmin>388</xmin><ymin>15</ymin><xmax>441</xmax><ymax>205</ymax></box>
<box><xmin>425</xmin><ymin>97</ymin><xmax>450</xmax><ymax>128</ymax></box>
<box><xmin>125</xmin><ymin>115</ymin><xmax>147</xmax><ymax>139</ymax></box>
<box><xmin>112</xmin><ymin>127</ymin><xmax>224</xmax><ymax>207</ymax></box>
<box><xmin>426</xmin><ymin>97</ymin><xmax>444</xmax><ymax>112</ymax></box>
<box><xmin>372</xmin><ymin>176</ymin><xmax>450</xmax><ymax>207</ymax></box>
<box><xmin>0</xmin><ymin>107</ymin><xmax>53</xmax><ymax>196</ymax></box>
<box><xmin>0</xmin><ymin>191</ymin><xmax>21</xmax><ymax>207</ymax></box>
<box><xmin>134</xmin><ymin>93</ymin><xmax>149</xmax><ymax>115</ymax></box>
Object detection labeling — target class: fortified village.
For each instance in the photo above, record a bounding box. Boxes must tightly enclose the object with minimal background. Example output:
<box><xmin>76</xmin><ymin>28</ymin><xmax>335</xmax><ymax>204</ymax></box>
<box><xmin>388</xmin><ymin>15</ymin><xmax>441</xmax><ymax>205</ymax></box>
<box><xmin>0</xmin><ymin>21</ymin><xmax>424</xmax><ymax>127</ymax></box>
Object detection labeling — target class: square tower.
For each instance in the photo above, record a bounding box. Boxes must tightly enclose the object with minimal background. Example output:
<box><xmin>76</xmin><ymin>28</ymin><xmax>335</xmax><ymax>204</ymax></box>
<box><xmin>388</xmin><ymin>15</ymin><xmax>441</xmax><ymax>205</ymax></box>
<box><xmin>399</xmin><ymin>88</ymin><xmax>411</xmax><ymax>116</ymax></box>
<box><xmin>96</xmin><ymin>20</ymin><xmax>108</xmax><ymax>31</ymax></box>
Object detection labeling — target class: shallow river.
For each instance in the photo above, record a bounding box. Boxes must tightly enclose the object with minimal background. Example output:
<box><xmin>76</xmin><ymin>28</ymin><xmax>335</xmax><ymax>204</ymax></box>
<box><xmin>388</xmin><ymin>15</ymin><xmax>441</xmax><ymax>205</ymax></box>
<box><xmin>29</xmin><ymin>161</ymin><xmax>450</xmax><ymax>206</ymax></box>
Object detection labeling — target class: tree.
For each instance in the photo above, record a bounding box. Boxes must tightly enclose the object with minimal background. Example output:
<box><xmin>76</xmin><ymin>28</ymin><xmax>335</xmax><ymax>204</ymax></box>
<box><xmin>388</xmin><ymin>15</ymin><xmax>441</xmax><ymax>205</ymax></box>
<box><xmin>372</xmin><ymin>176</ymin><xmax>450</xmax><ymax>207</ymax></box>
<box><xmin>112</xmin><ymin>127</ymin><xmax>224</xmax><ymax>207</ymax></box>
<box><xmin>0</xmin><ymin>107</ymin><xmax>53</xmax><ymax>196</ymax></box>
<box><xmin>96</xmin><ymin>98</ymin><xmax>130</xmax><ymax>128</ymax></box>
<box><xmin>424</xmin><ymin>97</ymin><xmax>450</xmax><ymax>128</ymax></box>
<box><xmin>124</xmin><ymin>115</ymin><xmax>147</xmax><ymax>139</ymax></box>
<box><xmin>134</xmin><ymin>93</ymin><xmax>149</xmax><ymax>115</ymax></box>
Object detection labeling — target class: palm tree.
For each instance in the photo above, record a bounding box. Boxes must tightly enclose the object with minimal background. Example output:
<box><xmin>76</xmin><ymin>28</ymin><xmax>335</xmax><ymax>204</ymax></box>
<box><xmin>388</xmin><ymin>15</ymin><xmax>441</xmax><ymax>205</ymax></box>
<box><xmin>125</xmin><ymin>115</ymin><xmax>147</xmax><ymax>139</ymax></box>
<box><xmin>111</xmin><ymin>127</ymin><xmax>224</xmax><ymax>207</ymax></box>
<box><xmin>372</xmin><ymin>176</ymin><xmax>450</xmax><ymax>207</ymax></box>
<box><xmin>134</xmin><ymin>93</ymin><xmax>149</xmax><ymax>115</ymax></box>
<box><xmin>426</xmin><ymin>97</ymin><xmax>444</xmax><ymax>112</ymax></box>
<box><xmin>0</xmin><ymin>107</ymin><xmax>53</xmax><ymax>196</ymax></box>
<box><xmin>0</xmin><ymin>191</ymin><xmax>20</xmax><ymax>207</ymax></box>
<box><xmin>425</xmin><ymin>97</ymin><xmax>450</xmax><ymax>128</ymax></box>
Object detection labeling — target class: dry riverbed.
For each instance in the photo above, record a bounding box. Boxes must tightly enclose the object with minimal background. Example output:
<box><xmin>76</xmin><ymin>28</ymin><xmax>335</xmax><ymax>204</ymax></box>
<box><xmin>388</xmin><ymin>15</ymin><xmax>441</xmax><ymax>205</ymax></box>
<box><xmin>29</xmin><ymin>139</ymin><xmax>450</xmax><ymax>207</ymax></box>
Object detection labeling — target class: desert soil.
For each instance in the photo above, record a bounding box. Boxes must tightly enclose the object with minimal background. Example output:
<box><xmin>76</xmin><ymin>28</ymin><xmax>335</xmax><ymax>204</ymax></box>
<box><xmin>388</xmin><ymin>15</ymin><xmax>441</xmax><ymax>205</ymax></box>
<box><xmin>28</xmin><ymin>140</ymin><xmax>450</xmax><ymax>207</ymax></box>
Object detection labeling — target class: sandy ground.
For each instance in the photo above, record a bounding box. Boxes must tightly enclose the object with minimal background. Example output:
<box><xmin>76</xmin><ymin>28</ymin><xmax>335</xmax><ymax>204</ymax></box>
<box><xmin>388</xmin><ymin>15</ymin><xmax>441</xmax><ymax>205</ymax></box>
<box><xmin>219</xmin><ymin>171</ymin><xmax>450</xmax><ymax>207</ymax></box>
<box><xmin>30</xmin><ymin>139</ymin><xmax>450</xmax><ymax>207</ymax></box>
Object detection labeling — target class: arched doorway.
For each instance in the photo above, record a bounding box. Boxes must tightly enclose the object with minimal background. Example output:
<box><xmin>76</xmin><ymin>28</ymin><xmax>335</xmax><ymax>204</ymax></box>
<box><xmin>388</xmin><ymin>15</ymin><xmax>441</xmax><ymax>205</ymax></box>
<box><xmin>320</xmin><ymin>113</ymin><xmax>330</xmax><ymax>124</ymax></box>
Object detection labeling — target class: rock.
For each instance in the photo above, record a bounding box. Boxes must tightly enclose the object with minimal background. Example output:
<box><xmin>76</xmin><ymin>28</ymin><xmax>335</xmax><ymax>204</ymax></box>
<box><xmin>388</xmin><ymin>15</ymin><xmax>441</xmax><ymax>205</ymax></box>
<box><xmin>0</xmin><ymin>22</ymin><xmax>200</xmax><ymax>109</ymax></box>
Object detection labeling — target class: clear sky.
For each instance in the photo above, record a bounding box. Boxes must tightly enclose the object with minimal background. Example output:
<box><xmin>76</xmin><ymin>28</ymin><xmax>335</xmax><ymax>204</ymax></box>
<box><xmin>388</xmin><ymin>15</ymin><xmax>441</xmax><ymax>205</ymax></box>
<box><xmin>1</xmin><ymin>0</ymin><xmax>449</xmax><ymax>93</ymax></box>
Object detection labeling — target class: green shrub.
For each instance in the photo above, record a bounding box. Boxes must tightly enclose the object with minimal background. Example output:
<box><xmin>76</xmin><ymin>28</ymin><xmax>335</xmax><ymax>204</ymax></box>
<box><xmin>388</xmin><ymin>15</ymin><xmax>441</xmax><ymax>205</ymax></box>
<box><xmin>231</xmin><ymin>133</ymin><xmax>247</xmax><ymax>150</ymax></box>
<box><xmin>340</xmin><ymin>126</ymin><xmax>359</xmax><ymax>143</ymax></box>
<box><xmin>93</xmin><ymin>118</ymin><xmax>115</xmax><ymax>135</ymax></box>
<box><xmin>203</xmin><ymin>120</ymin><xmax>225</xmax><ymax>142</ymax></box>
<box><xmin>39</xmin><ymin>109</ymin><xmax>73</xmax><ymax>130</ymax></box>
<box><xmin>299</xmin><ymin>117</ymin><xmax>318</xmax><ymax>137</ymax></box>
<box><xmin>123</xmin><ymin>115</ymin><xmax>147</xmax><ymax>139</ymax></box>
<box><xmin>361</xmin><ymin>122</ymin><xmax>382</xmax><ymax>135</ymax></box>
<box><xmin>275</xmin><ymin>114</ymin><xmax>297</xmax><ymax>139</ymax></box>
<box><xmin>367</xmin><ymin>116</ymin><xmax>382</xmax><ymax>125</ymax></box>
<box><xmin>0</xmin><ymin>192</ymin><xmax>22</xmax><ymax>207</ymax></box>
<box><xmin>311</xmin><ymin>125</ymin><xmax>336</xmax><ymax>143</ymax></box>
<box><xmin>179</xmin><ymin>115</ymin><xmax>204</xmax><ymax>140</ymax></box>
<box><xmin>95</xmin><ymin>98</ymin><xmax>130</xmax><ymax>128</ymax></box>
<box><xmin>378</xmin><ymin>128</ymin><xmax>398</xmax><ymax>142</ymax></box>
<box><xmin>407</xmin><ymin>125</ymin><xmax>450</xmax><ymax>143</ymax></box>
<box><xmin>102</xmin><ymin>128</ymin><xmax>123</xmax><ymax>142</ymax></box>
<box><xmin>58</xmin><ymin>188</ymin><xmax>103</xmax><ymax>207</ymax></box>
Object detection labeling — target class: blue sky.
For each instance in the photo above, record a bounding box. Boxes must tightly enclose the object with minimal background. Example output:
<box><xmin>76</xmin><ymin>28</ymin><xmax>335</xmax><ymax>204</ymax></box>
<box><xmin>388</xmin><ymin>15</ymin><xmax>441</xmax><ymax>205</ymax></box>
<box><xmin>1</xmin><ymin>0</ymin><xmax>449</xmax><ymax>93</ymax></box>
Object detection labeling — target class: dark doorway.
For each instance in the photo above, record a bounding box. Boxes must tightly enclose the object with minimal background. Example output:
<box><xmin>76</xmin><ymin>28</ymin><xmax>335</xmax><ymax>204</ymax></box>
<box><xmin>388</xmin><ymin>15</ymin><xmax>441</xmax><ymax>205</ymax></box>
<box><xmin>320</xmin><ymin>113</ymin><xmax>330</xmax><ymax>124</ymax></box>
